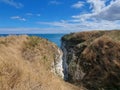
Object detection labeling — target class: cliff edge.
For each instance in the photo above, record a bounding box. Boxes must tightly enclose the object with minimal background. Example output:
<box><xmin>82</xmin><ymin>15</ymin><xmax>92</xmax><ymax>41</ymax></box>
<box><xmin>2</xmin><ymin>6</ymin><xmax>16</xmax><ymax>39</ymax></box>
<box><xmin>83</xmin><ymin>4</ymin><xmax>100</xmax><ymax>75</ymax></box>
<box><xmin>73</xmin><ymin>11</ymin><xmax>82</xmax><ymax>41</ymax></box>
<box><xmin>0</xmin><ymin>35</ymin><xmax>80</xmax><ymax>90</ymax></box>
<box><xmin>61</xmin><ymin>30</ymin><xmax>120</xmax><ymax>90</ymax></box>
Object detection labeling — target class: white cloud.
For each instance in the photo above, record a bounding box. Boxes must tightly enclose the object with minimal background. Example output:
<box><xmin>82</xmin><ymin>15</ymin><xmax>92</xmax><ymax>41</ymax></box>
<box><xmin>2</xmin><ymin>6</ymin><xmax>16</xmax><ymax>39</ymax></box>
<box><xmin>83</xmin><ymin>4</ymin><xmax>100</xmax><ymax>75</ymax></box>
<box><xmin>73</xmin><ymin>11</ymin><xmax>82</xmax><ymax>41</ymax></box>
<box><xmin>87</xmin><ymin>0</ymin><xmax>105</xmax><ymax>13</ymax></box>
<box><xmin>72</xmin><ymin>0</ymin><xmax>120</xmax><ymax>21</ymax></box>
<box><xmin>26</xmin><ymin>13</ymin><xmax>33</xmax><ymax>16</ymax></box>
<box><xmin>11</xmin><ymin>16</ymin><xmax>26</xmax><ymax>21</ymax></box>
<box><xmin>0</xmin><ymin>27</ymin><xmax>69</xmax><ymax>34</ymax></box>
<box><xmin>91</xmin><ymin>0</ymin><xmax>120</xmax><ymax>21</ymax></box>
<box><xmin>26</xmin><ymin>13</ymin><xmax>41</xmax><ymax>17</ymax></box>
<box><xmin>38</xmin><ymin>20</ymin><xmax>69</xmax><ymax>27</ymax></box>
<box><xmin>36</xmin><ymin>0</ymin><xmax>120</xmax><ymax>33</ymax></box>
<box><xmin>1</xmin><ymin>20</ymin><xmax>120</xmax><ymax>34</ymax></box>
<box><xmin>49</xmin><ymin>0</ymin><xmax>62</xmax><ymax>5</ymax></box>
<box><xmin>0</xmin><ymin>0</ymin><xmax>23</xmax><ymax>8</ymax></box>
<box><xmin>2</xmin><ymin>0</ymin><xmax>120</xmax><ymax>34</ymax></box>
<box><xmin>38</xmin><ymin>20</ymin><xmax>120</xmax><ymax>32</ymax></box>
<box><xmin>72</xmin><ymin>1</ymin><xmax>84</xmax><ymax>9</ymax></box>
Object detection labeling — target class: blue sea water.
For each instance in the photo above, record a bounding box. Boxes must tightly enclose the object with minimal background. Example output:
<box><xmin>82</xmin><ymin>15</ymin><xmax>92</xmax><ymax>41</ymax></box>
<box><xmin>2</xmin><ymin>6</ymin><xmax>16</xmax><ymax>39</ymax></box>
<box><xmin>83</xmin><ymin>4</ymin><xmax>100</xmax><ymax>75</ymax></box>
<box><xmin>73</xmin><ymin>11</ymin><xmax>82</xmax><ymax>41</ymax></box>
<box><xmin>0</xmin><ymin>34</ymin><xmax>65</xmax><ymax>47</ymax></box>
<box><xmin>28</xmin><ymin>34</ymin><xmax>65</xmax><ymax>47</ymax></box>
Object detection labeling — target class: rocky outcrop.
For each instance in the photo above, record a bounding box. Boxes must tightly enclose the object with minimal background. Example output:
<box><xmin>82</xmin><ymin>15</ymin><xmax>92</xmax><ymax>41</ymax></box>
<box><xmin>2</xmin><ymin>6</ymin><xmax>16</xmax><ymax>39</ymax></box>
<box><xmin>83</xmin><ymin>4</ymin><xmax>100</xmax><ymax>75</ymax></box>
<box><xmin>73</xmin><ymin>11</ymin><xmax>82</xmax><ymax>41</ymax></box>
<box><xmin>51</xmin><ymin>48</ymin><xmax>64</xmax><ymax>78</ymax></box>
<box><xmin>61</xmin><ymin>30</ymin><xmax>120</xmax><ymax>90</ymax></box>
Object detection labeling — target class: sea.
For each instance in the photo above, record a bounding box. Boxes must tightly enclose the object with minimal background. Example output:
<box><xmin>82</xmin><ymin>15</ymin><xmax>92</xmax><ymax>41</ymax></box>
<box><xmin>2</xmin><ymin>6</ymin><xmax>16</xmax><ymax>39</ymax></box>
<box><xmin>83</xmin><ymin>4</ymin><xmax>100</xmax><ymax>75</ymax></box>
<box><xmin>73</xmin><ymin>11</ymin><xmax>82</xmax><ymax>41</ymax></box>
<box><xmin>0</xmin><ymin>34</ymin><xmax>65</xmax><ymax>47</ymax></box>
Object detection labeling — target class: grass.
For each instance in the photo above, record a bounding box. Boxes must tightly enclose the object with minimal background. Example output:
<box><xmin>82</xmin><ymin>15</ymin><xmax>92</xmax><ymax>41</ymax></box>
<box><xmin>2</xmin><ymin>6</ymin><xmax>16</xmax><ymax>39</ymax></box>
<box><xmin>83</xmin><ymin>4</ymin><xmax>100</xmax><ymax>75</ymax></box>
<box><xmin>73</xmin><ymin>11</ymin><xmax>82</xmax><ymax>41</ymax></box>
<box><xmin>0</xmin><ymin>35</ymin><xmax>80</xmax><ymax>90</ymax></box>
<box><xmin>26</xmin><ymin>36</ymin><xmax>41</xmax><ymax>48</ymax></box>
<box><xmin>62</xmin><ymin>30</ymin><xmax>120</xmax><ymax>90</ymax></box>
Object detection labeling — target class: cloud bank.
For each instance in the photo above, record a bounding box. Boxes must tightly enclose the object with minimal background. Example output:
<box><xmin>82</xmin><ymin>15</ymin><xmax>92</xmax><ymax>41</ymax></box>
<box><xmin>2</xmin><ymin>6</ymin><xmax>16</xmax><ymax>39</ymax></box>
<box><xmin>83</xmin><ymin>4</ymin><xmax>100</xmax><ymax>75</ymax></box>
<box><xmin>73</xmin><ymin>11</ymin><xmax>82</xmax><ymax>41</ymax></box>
<box><xmin>39</xmin><ymin>0</ymin><xmax>120</xmax><ymax>33</ymax></box>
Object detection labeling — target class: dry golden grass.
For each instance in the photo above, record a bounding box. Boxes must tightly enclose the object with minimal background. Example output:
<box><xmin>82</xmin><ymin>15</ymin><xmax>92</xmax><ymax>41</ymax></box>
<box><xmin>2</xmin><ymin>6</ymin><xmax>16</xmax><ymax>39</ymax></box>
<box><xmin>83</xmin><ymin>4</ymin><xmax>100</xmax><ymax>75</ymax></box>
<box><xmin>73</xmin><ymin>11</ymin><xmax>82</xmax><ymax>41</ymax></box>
<box><xmin>0</xmin><ymin>35</ymin><xmax>81</xmax><ymax>90</ymax></box>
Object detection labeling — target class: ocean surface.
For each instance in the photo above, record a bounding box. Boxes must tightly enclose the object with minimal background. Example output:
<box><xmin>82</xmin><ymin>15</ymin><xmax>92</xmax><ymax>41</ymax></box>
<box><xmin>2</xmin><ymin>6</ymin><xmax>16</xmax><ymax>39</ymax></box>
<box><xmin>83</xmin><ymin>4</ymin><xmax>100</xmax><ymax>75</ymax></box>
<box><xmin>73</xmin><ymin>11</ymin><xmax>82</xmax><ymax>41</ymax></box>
<box><xmin>0</xmin><ymin>34</ymin><xmax>65</xmax><ymax>47</ymax></box>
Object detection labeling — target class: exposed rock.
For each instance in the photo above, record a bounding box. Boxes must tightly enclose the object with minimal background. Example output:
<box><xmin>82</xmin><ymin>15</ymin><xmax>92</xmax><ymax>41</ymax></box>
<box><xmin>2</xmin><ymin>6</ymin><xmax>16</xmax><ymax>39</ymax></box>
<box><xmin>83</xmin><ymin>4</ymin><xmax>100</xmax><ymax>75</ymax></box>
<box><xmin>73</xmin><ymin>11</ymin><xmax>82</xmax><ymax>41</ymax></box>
<box><xmin>51</xmin><ymin>47</ymin><xmax>64</xmax><ymax>78</ymax></box>
<box><xmin>61</xmin><ymin>30</ymin><xmax>120</xmax><ymax>90</ymax></box>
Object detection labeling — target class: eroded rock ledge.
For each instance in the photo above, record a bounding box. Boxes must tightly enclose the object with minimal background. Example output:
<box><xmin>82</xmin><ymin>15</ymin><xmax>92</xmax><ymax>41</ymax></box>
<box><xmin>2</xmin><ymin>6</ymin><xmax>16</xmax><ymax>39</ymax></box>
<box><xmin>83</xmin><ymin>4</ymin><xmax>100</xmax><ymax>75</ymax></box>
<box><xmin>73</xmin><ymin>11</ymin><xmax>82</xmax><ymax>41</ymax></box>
<box><xmin>61</xmin><ymin>30</ymin><xmax>120</xmax><ymax>90</ymax></box>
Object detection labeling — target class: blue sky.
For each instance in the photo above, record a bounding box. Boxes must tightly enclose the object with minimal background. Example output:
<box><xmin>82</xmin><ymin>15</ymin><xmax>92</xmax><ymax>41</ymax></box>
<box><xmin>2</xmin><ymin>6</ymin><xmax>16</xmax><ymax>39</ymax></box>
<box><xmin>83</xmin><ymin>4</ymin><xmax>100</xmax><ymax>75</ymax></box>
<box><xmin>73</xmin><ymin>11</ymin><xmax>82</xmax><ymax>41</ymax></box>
<box><xmin>0</xmin><ymin>0</ymin><xmax>120</xmax><ymax>34</ymax></box>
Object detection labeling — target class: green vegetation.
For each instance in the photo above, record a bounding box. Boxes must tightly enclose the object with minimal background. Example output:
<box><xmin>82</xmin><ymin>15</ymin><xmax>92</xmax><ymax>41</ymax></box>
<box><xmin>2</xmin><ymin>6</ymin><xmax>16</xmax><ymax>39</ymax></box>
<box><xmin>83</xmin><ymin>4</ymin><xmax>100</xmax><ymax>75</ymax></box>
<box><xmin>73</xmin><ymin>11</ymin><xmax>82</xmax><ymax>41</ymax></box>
<box><xmin>26</xmin><ymin>36</ymin><xmax>41</xmax><ymax>48</ymax></box>
<box><xmin>62</xmin><ymin>33</ymin><xmax>74</xmax><ymax>41</ymax></box>
<box><xmin>0</xmin><ymin>40</ymin><xmax>7</xmax><ymax>45</ymax></box>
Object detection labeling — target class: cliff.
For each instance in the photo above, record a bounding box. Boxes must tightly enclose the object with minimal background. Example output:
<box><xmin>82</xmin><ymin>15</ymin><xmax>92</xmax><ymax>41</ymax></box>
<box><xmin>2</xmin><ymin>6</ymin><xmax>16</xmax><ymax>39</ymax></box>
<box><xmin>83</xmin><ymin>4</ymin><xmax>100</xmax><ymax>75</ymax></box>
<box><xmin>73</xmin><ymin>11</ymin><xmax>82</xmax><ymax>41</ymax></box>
<box><xmin>0</xmin><ymin>35</ymin><xmax>80</xmax><ymax>90</ymax></box>
<box><xmin>61</xmin><ymin>30</ymin><xmax>120</xmax><ymax>90</ymax></box>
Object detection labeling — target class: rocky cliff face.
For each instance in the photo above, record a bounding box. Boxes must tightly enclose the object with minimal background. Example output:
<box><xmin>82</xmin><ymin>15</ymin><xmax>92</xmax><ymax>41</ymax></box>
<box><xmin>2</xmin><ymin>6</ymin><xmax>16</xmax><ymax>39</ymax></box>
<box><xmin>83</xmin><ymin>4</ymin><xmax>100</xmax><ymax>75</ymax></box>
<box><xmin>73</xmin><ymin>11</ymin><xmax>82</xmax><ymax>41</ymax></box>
<box><xmin>51</xmin><ymin>47</ymin><xmax>64</xmax><ymax>78</ymax></box>
<box><xmin>61</xmin><ymin>30</ymin><xmax>120</xmax><ymax>90</ymax></box>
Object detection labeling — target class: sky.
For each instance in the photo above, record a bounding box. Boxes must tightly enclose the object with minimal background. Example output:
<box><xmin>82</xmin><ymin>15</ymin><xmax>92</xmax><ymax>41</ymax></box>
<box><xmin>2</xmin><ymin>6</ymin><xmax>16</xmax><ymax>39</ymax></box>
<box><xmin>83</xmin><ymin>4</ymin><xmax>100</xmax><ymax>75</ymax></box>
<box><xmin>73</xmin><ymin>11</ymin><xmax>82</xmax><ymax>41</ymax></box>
<box><xmin>0</xmin><ymin>0</ymin><xmax>120</xmax><ymax>34</ymax></box>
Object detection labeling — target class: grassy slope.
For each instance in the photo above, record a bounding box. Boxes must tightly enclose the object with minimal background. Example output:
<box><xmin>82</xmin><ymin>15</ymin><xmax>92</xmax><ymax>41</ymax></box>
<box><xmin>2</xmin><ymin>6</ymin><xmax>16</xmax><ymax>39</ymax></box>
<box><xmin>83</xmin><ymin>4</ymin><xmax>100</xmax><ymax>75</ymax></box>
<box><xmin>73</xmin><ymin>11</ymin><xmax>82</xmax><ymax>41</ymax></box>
<box><xmin>62</xmin><ymin>30</ymin><xmax>120</xmax><ymax>90</ymax></box>
<box><xmin>0</xmin><ymin>35</ymin><xmax>81</xmax><ymax>90</ymax></box>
